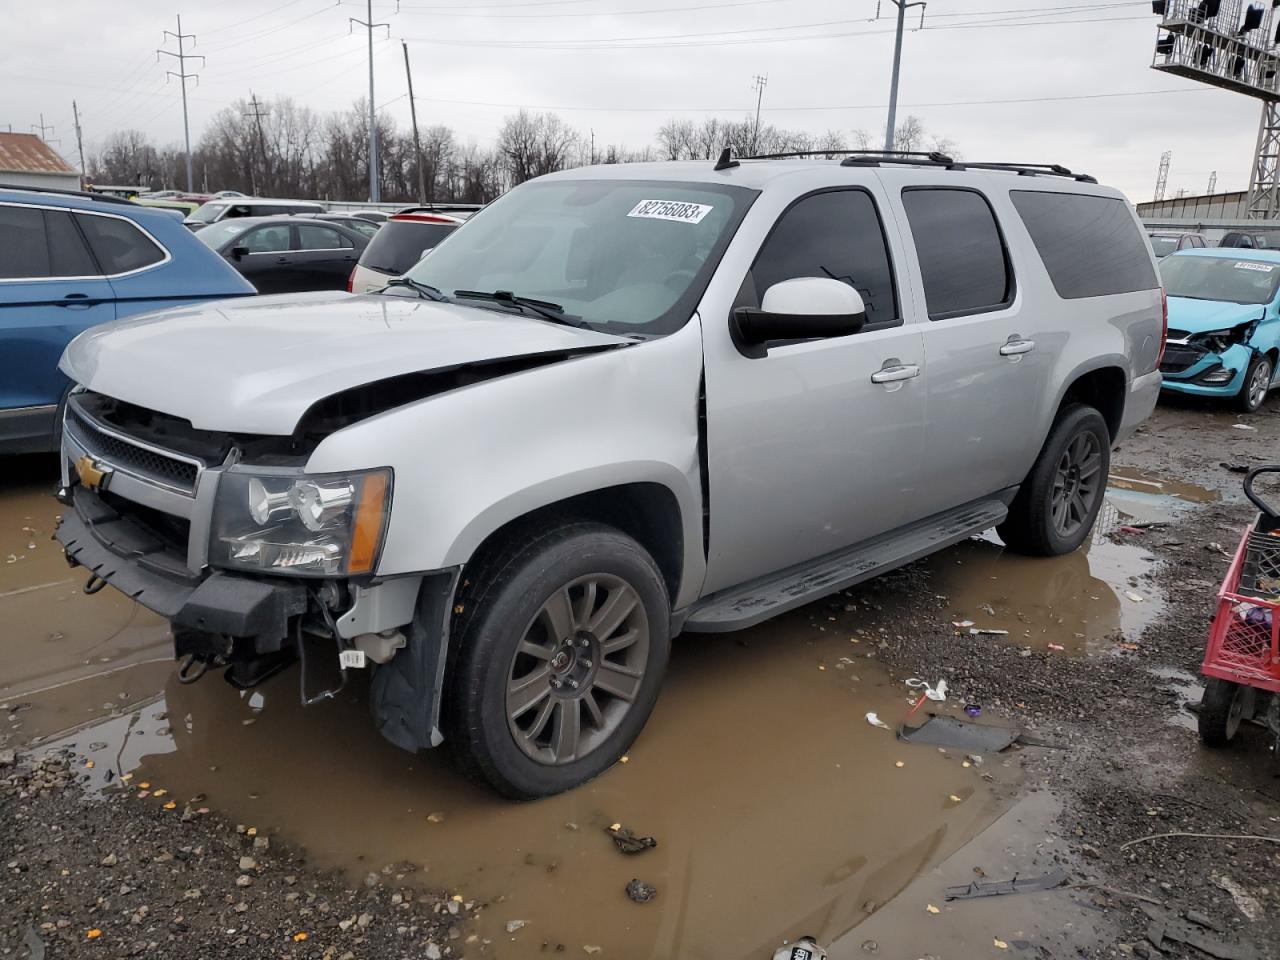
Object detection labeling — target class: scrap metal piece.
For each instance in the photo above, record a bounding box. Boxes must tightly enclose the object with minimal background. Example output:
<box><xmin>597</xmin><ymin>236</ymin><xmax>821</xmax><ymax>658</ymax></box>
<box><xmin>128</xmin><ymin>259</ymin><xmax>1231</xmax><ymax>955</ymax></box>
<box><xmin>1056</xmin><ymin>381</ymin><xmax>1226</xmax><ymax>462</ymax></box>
<box><xmin>945</xmin><ymin>867</ymin><xmax>1069</xmax><ymax>901</ymax></box>
<box><xmin>897</xmin><ymin>715</ymin><xmax>1020</xmax><ymax>752</ymax></box>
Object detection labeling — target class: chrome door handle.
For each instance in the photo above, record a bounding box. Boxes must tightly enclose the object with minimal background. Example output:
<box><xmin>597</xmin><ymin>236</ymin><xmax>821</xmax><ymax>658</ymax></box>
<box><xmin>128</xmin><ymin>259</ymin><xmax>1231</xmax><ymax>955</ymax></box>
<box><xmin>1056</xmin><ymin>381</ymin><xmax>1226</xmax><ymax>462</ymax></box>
<box><xmin>870</xmin><ymin>363</ymin><xmax>921</xmax><ymax>384</ymax></box>
<box><xmin>999</xmin><ymin>338</ymin><xmax>1036</xmax><ymax>357</ymax></box>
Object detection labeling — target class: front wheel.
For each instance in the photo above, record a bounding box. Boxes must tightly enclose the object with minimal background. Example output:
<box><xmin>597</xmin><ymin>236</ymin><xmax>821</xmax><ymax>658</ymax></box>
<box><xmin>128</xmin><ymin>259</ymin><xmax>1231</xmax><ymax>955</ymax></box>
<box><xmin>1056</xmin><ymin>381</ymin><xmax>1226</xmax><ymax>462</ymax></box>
<box><xmin>1235</xmin><ymin>354</ymin><xmax>1273</xmax><ymax>414</ymax></box>
<box><xmin>444</xmin><ymin>522</ymin><xmax>670</xmax><ymax>799</ymax></box>
<box><xmin>998</xmin><ymin>404</ymin><xmax>1110</xmax><ymax>557</ymax></box>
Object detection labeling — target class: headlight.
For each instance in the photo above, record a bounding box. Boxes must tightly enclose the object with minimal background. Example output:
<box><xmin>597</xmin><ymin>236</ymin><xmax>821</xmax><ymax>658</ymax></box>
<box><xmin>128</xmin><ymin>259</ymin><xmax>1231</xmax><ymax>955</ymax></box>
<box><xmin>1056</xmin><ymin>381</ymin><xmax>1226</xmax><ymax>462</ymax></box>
<box><xmin>1192</xmin><ymin>320</ymin><xmax>1258</xmax><ymax>354</ymax></box>
<box><xmin>211</xmin><ymin>468</ymin><xmax>392</xmax><ymax>577</ymax></box>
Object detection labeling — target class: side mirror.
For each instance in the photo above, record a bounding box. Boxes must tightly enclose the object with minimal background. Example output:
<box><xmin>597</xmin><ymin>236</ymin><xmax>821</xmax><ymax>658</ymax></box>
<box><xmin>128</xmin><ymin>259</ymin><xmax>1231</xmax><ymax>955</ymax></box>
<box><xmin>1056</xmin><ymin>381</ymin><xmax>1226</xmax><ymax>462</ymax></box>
<box><xmin>731</xmin><ymin>277</ymin><xmax>867</xmax><ymax>356</ymax></box>
<box><xmin>230</xmin><ymin>246</ymin><xmax>249</xmax><ymax>262</ymax></box>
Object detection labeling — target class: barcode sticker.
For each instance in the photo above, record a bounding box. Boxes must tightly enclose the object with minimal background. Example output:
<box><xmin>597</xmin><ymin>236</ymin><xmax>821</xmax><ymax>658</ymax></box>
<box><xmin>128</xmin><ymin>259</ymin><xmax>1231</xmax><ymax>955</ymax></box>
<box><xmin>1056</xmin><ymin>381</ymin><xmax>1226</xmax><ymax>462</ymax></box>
<box><xmin>627</xmin><ymin>199</ymin><xmax>713</xmax><ymax>224</ymax></box>
<box><xmin>1234</xmin><ymin>261</ymin><xmax>1274</xmax><ymax>272</ymax></box>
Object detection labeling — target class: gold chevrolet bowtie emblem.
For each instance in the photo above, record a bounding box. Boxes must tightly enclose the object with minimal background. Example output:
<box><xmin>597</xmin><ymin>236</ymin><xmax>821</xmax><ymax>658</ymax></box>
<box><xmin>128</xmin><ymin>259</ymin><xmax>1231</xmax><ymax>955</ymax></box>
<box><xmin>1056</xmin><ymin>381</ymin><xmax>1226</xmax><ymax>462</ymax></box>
<box><xmin>75</xmin><ymin>455</ymin><xmax>113</xmax><ymax>492</ymax></box>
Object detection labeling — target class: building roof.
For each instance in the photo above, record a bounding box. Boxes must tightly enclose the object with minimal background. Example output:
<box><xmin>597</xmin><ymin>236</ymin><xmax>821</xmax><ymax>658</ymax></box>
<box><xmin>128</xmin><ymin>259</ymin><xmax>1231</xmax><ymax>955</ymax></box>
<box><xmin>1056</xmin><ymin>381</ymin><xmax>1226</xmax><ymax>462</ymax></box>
<box><xmin>0</xmin><ymin>132</ymin><xmax>76</xmax><ymax>176</ymax></box>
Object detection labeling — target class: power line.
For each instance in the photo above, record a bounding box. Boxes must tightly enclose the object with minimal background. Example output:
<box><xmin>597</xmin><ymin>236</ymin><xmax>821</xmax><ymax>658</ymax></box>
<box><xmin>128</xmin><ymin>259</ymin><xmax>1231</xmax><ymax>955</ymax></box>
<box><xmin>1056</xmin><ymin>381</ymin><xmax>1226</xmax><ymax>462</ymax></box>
<box><xmin>397</xmin><ymin>12</ymin><xmax>1151</xmax><ymax>48</ymax></box>
<box><xmin>157</xmin><ymin>15</ymin><xmax>204</xmax><ymax>191</ymax></box>
<box><xmin>199</xmin><ymin>0</ymin><xmax>314</xmax><ymax>37</ymax></box>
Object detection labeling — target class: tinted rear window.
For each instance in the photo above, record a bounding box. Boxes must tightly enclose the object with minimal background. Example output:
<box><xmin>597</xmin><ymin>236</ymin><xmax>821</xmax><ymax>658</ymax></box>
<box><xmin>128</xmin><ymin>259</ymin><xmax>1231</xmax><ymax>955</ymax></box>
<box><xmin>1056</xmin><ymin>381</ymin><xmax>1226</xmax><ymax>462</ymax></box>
<box><xmin>901</xmin><ymin>188</ymin><xmax>1013</xmax><ymax>319</ymax></box>
<box><xmin>360</xmin><ymin>220</ymin><xmax>457</xmax><ymax>275</ymax></box>
<box><xmin>0</xmin><ymin>205</ymin><xmax>97</xmax><ymax>279</ymax></box>
<box><xmin>76</xmin><ymin>214</ymin><xmax>166</xmax><ymax>274</ymax></box>
<box><xmin>1011</xmin><ymin>191</ymin><xmax>1157</xmax><ymax>298</ymax></box>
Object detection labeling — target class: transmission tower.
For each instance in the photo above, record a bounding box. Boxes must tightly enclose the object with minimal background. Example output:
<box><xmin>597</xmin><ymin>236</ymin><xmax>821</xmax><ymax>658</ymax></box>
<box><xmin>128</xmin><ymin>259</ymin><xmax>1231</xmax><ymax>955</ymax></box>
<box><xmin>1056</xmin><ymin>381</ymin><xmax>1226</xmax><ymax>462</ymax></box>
<box><xmin>1154</xmin><ymin>150</ymin><xmax>1171</xmax><ymax>202</ymax></box>
<box><xmin>1207</xmin><ymin>170</ymin><xmax>1218</xmax><ymax>193</ymax></box>
<box><xmin>1151</xmin><ymin>2</ymin><xmax>1280</xmax><ymax>218</ymax></box>
<box><xmin>157</xmin><ymin>15</ymin><xmax>203</xmax><ymax>192</ymax></box>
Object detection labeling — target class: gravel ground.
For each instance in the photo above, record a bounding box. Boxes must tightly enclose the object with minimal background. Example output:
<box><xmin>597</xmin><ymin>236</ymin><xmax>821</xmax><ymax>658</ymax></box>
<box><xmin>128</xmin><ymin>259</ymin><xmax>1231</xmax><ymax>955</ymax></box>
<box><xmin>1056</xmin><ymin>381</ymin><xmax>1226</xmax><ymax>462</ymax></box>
<box><xmin>0</xmin><ymin>752</ymin><xmax>462</xmax><ymax>959</ymax></box>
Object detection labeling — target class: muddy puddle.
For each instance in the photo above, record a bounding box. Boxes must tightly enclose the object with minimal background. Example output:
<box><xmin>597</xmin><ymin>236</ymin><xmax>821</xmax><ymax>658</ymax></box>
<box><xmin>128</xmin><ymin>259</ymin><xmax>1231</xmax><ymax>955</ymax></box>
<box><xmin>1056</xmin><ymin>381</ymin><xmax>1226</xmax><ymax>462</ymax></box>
<box><xmin>54</xmin><ymin>611</ymin><xmax>1015</xmax><ymax>959</ymax></box>
<box><xmin>909</xmin><ymin>471</ymin><xmax>1217</xmax><ymax>657</ymax></box>
<box><xmin>0</xmin><ymin>456</ymin><xmax>171</xmax><ymax>744</ymax></box>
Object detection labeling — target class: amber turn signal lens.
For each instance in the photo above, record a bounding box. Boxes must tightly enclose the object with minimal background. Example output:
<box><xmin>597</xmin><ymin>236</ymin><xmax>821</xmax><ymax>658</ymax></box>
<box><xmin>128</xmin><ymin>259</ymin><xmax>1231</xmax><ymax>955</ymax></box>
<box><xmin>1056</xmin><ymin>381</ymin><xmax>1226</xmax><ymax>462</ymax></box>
<box><xmin>348</xmin><ymin>471</ymin><xmax>390</xmax><ymax>575</ymax></box>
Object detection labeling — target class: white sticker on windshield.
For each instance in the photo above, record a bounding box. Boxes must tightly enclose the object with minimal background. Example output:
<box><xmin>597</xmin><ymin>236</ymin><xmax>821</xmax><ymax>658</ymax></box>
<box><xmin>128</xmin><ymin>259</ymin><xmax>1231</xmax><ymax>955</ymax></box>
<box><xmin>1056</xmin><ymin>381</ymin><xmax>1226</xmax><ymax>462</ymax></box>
<box><xmin>627</xmin><ymin>199</ymin><xmax>713</xmax><ymax>224</ymax></box>
<box><xmin>1234</xmin><ymin>261</ymin><xmax>1274</xmax><ymax>272</ymax></box>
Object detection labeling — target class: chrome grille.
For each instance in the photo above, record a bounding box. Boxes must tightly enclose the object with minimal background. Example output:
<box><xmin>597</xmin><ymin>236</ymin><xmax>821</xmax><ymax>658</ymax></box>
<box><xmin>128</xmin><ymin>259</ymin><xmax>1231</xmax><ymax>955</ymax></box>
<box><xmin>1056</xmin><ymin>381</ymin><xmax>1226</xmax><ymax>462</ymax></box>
<box><xmin>66</xmin><ymin>405</ymin><xmax>201</xmax><ymax>493</ymax></box>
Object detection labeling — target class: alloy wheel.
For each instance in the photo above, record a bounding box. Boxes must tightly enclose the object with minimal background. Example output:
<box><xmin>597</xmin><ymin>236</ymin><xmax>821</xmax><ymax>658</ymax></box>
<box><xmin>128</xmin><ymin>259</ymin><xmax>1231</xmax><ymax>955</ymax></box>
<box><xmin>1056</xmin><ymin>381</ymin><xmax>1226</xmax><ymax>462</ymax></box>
<box><xmin>505</xmin><ymin>574</ymin><xmax>650</xmax><ymax>766</ymax></box>
<box><xmin>1248</xmin><ymin>358</ymin><xmax>1272</xmax><ymax>411</ymax></box>
<box><xmin>1050</xmin><ymin>431</ymin><xmax>1103</xmax><ymax>538</ymax></box>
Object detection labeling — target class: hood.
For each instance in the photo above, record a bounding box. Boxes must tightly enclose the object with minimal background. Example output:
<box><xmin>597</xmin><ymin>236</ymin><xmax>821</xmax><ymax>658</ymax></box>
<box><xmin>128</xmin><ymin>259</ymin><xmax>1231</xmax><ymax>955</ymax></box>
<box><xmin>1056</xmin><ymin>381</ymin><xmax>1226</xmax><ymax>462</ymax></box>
<box><xmin>1166</xmin><ymin>297</ymin><xmax>1265</xmax><ymax>337</ymax></box>
<box><xmin>61</xmin><ymin>291</ymin><xmax>630</xmax><ymax>435</ymax></box>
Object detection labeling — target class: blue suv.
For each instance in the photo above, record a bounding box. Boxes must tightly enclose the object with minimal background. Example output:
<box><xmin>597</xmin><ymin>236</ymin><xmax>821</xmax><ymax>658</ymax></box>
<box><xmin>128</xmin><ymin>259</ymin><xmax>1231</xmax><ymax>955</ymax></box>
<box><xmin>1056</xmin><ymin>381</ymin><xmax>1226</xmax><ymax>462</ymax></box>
<box><xmin>1159</xmin><ymin>248</ymin><xmax>1280</xmax><ymax>413</ymax></box>
<box><xmin>1</xmin><ymin>185</ymin><xmax>254</xmax><ymax>453</ymax></box>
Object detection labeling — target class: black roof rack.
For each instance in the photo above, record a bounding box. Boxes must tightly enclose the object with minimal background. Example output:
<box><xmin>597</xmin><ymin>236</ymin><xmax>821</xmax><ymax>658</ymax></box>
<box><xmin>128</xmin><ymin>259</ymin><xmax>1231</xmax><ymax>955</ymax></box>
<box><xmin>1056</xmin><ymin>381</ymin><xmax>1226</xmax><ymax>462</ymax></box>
<box><xmin>0</xmin><ymin>182</ymin><xmax>137</xmax><ymax>205</ymax></box>
<box><xmin>712</xmin><ymin>149</ymin><xmax>1096</xmax><ymax>183</ymax></box>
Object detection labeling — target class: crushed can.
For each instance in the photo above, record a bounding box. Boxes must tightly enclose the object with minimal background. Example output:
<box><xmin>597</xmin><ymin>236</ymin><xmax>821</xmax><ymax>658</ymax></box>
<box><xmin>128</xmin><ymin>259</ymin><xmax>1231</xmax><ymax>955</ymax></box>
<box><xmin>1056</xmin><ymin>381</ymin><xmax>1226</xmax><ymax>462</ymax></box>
<box><xmin>773</xmin><ymin>936</ymin><xmax>827</xmax><ymax>960</ymax></box>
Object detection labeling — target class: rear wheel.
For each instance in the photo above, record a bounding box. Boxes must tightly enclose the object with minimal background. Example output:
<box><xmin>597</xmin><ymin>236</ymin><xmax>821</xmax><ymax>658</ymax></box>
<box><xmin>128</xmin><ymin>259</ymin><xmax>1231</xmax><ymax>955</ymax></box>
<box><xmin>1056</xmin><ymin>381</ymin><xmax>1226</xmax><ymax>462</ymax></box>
<box><xmin>1235</xmin><ymin>354</ymin><xmax>1273</xmax><ymax>414</ymax></box>
<box><xmin>1198</xmin><ymin>677</ymin><xmax>1254</xmax><ymax>747</ymax></box>
<box><xmin>444</xmin><ymin>522</ymin><xmax>670</xmax><ymax>799</ymax></box>
<box><xmin>998</xmin><ymin>404</ymin><xmax>1110</xmax><ymax>557</ymax></box>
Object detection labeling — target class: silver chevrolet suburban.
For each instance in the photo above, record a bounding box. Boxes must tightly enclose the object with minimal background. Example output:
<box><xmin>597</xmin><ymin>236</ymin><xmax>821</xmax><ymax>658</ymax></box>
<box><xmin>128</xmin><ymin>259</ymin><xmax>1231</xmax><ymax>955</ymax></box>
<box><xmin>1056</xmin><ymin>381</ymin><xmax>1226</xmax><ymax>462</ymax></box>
<box><xmin>54</xmin><ymin>152</ymin><xmax>1164</xmax><ymax>798</ymax></box>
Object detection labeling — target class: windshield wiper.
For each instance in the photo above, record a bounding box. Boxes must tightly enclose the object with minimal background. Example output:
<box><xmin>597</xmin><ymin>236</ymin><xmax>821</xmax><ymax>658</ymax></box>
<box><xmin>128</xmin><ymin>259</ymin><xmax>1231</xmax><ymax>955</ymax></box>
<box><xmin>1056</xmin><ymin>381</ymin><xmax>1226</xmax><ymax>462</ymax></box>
<box><xmin>453</xmin><ymin>289</ymin><xmax>590</xmax><ymax>328</ymax></box>
<box><xmin>381</xmin><ymin>277</ymin><xmax>448</xmax><ymax>301</ymax></box>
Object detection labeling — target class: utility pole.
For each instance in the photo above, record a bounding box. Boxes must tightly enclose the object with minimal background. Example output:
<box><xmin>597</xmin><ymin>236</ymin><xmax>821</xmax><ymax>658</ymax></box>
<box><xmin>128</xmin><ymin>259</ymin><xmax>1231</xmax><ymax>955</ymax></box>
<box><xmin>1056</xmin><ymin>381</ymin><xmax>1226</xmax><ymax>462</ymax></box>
<box><xmin>590</xmin><ymin>128</ymin><xmax>595</xmax><ymax>165</ymax></box>
<box><xmin>1207</xmin><ymin>170</ymin><xmax>1218</xmax><ymax>194</ymax></box>
<box><xmin>751</xmin><ymin>74</ymin><xmax>768</xmax><ymax>153</ymax></box>
<box><xmin>402</xmin><ymin>41</ymin><xmax>426</xmax><ymax>204</ymax></box>
<box><xmin>71</xmin><ymin>101</ymin><xmax>86</xmax><ymax>184</ymax></box>
<box><xmin>880</xmin><ymin>0</ymin><xmax>927</xmax><ymax>151</ymax></box>
<box><xmin>158</xmin><ymin>15</ymin><xmax>203</xmax><ymax>192</ymax></box>
<box><xmin>245</xmin><ymin>92</ymin><xmax>272</xmax><ymax>196</ymax></box>
<box><xmin>350</xmin><ymin>1</ymin><xmax>391</xmax><ymax>202</ymax></box>
<box><xmin>31</xmin><ymin>114</ymin><xmax>60</xmax><ymax>145</ymax></box>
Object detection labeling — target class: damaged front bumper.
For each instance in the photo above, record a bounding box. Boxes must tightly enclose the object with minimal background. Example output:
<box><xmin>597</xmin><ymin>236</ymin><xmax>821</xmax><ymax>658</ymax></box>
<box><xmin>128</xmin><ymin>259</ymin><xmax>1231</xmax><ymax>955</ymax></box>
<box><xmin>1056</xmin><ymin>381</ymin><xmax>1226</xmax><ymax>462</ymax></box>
<box><xmin>1160</xmin><ymin>342</ymin><xmax>1251</xmax><ymax>397</ymax></box>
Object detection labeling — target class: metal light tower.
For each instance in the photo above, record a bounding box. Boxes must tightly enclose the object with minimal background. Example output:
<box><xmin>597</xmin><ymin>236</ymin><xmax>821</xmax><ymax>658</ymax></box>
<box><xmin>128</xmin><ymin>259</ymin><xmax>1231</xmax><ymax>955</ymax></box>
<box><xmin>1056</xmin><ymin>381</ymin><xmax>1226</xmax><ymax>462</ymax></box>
<box><xmin>350</xmin><ymin>1</ymin><xmax>391</xmax><ymax>203</ymax></box>
<box><xmin>879</xmin><ymin>0</ymin><xmax>927</xmax><ymax>151</ymax></box>
<box><xmin>1151</xmin><ymin>1</ymin><xmax>1280</xmax><ymax>218</ymax></box>
<box><xmin>158</xmin><ymin>15</ymin><xmax>202</xmax><ymax>193</ymax></box>
<box><xmin>1155</xmin><ymin>150</ymin><xmax>1172</xmax><ymax>201</ymax></box>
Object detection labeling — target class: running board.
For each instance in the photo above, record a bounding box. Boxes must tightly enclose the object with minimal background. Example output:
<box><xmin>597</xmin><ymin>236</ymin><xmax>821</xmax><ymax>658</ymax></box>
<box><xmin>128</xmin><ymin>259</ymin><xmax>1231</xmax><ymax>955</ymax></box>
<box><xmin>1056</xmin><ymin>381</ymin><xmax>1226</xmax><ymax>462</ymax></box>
<box><xmin>683</xmin><ymin>499</ymin><xmax>1008</xmax><ymax>632</ymax></box>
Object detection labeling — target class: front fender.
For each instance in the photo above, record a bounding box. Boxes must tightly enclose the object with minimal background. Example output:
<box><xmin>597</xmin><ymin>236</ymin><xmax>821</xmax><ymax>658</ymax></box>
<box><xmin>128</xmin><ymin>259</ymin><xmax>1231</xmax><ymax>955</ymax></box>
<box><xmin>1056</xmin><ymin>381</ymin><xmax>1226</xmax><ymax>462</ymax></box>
<box><xmin>305</xmin><ymin>318</ymin><xmax>707</xmax><ymax>608</ymax></box>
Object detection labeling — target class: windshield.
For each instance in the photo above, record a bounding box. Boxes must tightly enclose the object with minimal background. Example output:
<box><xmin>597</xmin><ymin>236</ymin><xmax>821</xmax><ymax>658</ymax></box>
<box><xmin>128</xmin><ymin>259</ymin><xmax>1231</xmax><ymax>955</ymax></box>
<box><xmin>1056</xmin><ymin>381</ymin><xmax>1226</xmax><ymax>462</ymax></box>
<box><xmin>193</xmin><ymin>220</ymin><xmax>249</xmax><ymax>249</ymax></box>
<box><xmin>1160</xmin><ymin>255</ymin><xmax>1280</xmax><ymax>305</ymax></box>
<box><xmin>1149</xmin><ymin>236</ymin><xmax>1179</xmax><ymax>257</ymax></box>
<box><xmin>188</xmin><ymin>202</ymin><xmax>229</xmax><ymax>223</ymax></box>
<box><xmin>404</xmin><ymin>179</ymin><xmax>756</xmax><ymax>335</ymax></box>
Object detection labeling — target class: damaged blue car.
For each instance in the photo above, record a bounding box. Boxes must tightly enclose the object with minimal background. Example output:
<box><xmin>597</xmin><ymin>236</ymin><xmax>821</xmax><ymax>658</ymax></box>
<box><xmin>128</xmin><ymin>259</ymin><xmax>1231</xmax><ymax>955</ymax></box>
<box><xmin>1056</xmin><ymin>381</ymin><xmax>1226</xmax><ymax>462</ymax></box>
<box><xmin>1159</xmin><ymin>248</ymin><xmax>1280</xmax><ymax>413</ymax></box>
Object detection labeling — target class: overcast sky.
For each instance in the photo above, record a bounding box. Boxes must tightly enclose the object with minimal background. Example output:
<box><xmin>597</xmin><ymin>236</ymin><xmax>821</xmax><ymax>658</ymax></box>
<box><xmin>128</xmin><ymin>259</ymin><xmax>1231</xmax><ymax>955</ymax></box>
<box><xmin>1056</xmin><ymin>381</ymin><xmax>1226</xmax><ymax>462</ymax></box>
<box><xmin>3</xmin><ymin>0</ymin><xmax>1266</xmax><ymax>201</ymax></box>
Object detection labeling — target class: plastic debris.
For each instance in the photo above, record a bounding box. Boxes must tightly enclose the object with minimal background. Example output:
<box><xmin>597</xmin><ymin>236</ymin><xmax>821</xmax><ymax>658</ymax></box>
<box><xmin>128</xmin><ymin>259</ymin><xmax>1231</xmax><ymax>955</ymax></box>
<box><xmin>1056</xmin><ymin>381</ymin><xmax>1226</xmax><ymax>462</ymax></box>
<box><xmin>969</xmin><ymin>628</ymin><xmax>1009</xmax><ymax>636</ymax></box>
<box><xmin>1139</xmin><ymin>903</ymin><xmax>1261</xmax><ymax>959</ymax></box>
<box><xmin>898</xmin><ymin>716</ymin><xmax>1019</xmax><ymax>752</ymax></box>
<box><xmin>1047</xmin><ymin>643</ymin><xmax>1065</xmax><ymax>652</ymax></box>
<box><xmin>926</xmin><ymin>904</ymin><xmax>940</xmax><ymax>914</ymax></box>
<box><xmin>1117</xmin><ymin>524</ymin><xmax>1145</xmax><ymax>535</ymax></box>
<box><xmin>1213</xmin><ymin>875</ymin><xmax>1262</xmax><ymax>922</ymax></box>
<box><xmin>952</xmin><ymin>620</ymin><xmax>975</xmax><ymax>631</ymax></box>
<box><xmin>506</xmin><ymin>920</ymin><xmax>528</xmax><ymax>933</ymax></box>
<box><xmin>1232</xmin><ymin>423</ymin><xmax>1257</xmax><ymax>431</ymax></box>
<box><xmin>625</xmin><ymin>878</ymin><xmax>657</xmax><ymax>903</ymax></box>
<box><xmin>945</xmin><ymin>867</ymin><xmax>1068</xmax><ymax>901</ymax></box>
<box><xmin>865</xmin><ymin>712</ymin><xmax>891</xmax><ymax>730</ymax></box>
<box><xmin>963</xmin><ymin>704</ymin><xmax>982</xmax><ymax>718</ymax></box>
<box><xmin>1221</xmin><ymin>462</ymin><xmax>1252</xmax><ymax>473</ymax></box>
<box><xmin>605</xmin><ymin>824</ymin><xmax>657</xmax><ymax>854</ymax></box>
<box><xmin>1124</xmin><ymin>591</ymin><xmax>1144</xmax><ymax>602</ymax></box>
<box><xmin>994</xmin><ymin>938</ymin><xmax>1009</xmax><ymax>950</ymax></box>
<box><xmin>906</xmin><ymin>678</ymin><xmax>948</xmax><ymax>702</ymax></box>
<box><xmin>773</xmin><ymin>936</ymin><xmax>827</xmax><ymax>960</ymax></box>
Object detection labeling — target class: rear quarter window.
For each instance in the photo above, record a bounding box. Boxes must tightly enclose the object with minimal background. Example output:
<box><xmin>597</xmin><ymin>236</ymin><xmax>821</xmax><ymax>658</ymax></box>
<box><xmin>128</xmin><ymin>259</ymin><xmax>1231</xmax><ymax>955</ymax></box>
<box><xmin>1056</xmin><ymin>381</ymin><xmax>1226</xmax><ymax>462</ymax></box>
<box><xmin>1010</xmin><ymin>191</ymin><xmax>1157</xmax><ymax>299</ymax></box>
<box><xmin>75</xmin><ymin>213</ymin><xmax>166</xmax><ymax>275</ymax></box>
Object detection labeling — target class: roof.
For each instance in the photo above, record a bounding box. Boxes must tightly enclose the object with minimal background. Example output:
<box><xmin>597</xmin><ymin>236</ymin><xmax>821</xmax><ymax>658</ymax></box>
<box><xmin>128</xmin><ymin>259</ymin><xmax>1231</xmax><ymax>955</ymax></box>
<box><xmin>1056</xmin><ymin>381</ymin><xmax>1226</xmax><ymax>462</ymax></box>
<box><xmin>0</xmin><ymin>132</ymin><xmax>76</xmax><ymax>175</ymax></box>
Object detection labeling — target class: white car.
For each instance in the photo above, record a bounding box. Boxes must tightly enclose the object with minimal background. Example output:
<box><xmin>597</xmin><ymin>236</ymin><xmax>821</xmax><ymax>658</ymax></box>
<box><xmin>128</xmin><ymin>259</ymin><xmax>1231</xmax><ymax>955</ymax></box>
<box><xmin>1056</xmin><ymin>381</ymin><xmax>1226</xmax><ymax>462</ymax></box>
<box><xmin>348</xmin><ymin>207</ymin><xmax>478</xmax><ymax>293</ymax></box>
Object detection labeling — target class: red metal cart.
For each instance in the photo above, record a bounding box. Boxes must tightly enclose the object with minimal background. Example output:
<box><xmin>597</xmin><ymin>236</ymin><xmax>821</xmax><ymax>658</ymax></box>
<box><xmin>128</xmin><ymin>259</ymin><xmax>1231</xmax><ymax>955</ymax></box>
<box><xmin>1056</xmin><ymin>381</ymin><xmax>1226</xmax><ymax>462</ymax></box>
<box><xmin>1199</xmin><ymin>466</ymin><xmax>1280</xmax><ymax>762</ymax></box>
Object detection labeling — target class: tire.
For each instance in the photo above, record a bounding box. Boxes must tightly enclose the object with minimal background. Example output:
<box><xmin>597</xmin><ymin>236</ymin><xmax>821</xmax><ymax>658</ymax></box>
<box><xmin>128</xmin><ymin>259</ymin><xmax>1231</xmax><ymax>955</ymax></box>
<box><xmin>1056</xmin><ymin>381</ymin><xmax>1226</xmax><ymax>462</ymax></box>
<box><xmin>998</xmin><ymin>404</ymin><xmax>1111</xmax><ymax>557</ymax></box>
<box><xmin>444</xmin><ymin>522</ymin><xmax>670</xmax><ymax>799</ymax></box>
<box><xmin>1235</xmin><ymin>353</ymin><xmax>1273</xmax><ymax>414</ymax></box>
<box><xmin>1198</xmin><ymin>676</ymin><xmax>1254</xmax><ymax>747</ymax></box>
